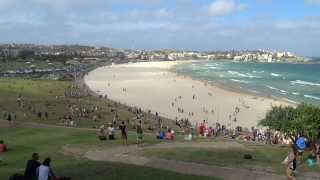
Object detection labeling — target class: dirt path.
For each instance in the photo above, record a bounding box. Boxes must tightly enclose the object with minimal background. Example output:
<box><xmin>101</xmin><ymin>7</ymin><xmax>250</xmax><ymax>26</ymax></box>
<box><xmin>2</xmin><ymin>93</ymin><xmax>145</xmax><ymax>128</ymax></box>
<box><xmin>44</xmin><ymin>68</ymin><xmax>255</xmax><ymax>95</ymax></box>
<box><xmin>83</xmin><ymin>142</ymin><xmax>288</xmax><ymax>180</ymax></box>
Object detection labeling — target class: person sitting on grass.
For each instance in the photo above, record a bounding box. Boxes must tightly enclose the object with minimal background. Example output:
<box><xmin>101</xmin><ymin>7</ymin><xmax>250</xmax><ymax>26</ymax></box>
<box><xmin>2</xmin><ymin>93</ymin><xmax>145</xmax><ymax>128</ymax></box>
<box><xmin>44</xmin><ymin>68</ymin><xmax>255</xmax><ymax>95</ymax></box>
<box><xmin>0</xmin><ymin>140</ymin><xmax>7</xmax><ymax>153</ymax></box>
<box><xmin>38</xmin><ymin>157</ymin><xmax>56</xmax><ymax>180</ymax></box>
<box><xmin>157</xmin><ymin>131</ymin><xmax>165</xmax><ymax>140</ymax></box>
<box><xmin>165</xmin><ymin>129</ymin><xmax>173</xmax><ymax>140</ymax></box>
<box><xmin>98</xmin><ymin>125</ymin><xmax>107</xmax><ymax>141</ymax></box>
<box><xmin>24</xmin><ymin>153</ymin><xmax>40</xmax><ymax>180</ymax></box>
<box><xmin>119</xmin><ymin>121</ymin><xmax>128</xmax><ymax>146</ymax></box>
<box><xmin>107</xmin><ymin>124</ymin><xmax>115</xmax><ymax>140</ymax></box>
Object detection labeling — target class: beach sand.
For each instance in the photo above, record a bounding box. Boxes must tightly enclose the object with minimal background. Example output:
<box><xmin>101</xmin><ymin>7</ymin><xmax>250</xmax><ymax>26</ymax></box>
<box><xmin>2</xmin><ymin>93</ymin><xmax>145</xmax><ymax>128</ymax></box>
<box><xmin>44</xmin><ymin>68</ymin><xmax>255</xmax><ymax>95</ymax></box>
<box><xmin>84</xmin><ymin>61</ymin><xmax>291</xmax><ymax>129</ymax></box>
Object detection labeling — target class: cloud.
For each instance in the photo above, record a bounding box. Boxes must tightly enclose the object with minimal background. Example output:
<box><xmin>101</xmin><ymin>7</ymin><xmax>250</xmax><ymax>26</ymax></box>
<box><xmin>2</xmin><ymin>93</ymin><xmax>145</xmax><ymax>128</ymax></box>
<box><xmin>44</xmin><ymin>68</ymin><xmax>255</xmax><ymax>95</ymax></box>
<box><xmin>0</xmin><ymin>0</ymin><xmax>16</xmax><ymax>9</ymax></box>
<box><xmin>31</xmin><ymin>0</ymin><xmax>94</xmax><ymax>9</ymax></box>
<box><xmin>0</xmin><ymin>14</ymin><xmax>44</xmax><ymax>26</ymax></box>
<box><xmin>155</xmin><ymin>8</ymin><xmax>175</xmax><ymax>18</ymax></box>
<box><xmin>207</xmin><ymin>0</ymin><xmax>248</xmax><ymax>16</ymax></box>
<box><xmin>304</xmin><ymin>0</ymin><xmax>320</xmax><ymax>4</ymax></box>
<box><xmin>68</xmin><ymin>21</ymin><xmax>181</xmax><ymax>33</ymax></box>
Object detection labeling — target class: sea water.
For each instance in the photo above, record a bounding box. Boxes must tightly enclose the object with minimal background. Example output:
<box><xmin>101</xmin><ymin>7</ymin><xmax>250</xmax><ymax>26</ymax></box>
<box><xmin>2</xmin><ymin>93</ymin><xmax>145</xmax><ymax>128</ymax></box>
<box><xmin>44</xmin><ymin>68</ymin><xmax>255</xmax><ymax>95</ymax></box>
<box><xmin>175</xmin><ymin>60</ymin><xmax>320</xmax><ymax>105</ymax></box>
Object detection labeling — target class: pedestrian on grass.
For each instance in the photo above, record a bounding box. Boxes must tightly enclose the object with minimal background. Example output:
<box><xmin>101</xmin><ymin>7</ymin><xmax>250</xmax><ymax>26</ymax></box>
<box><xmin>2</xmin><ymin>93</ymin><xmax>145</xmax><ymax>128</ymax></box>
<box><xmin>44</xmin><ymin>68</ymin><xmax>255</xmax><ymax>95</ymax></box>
<box><xmin>119</xmin><ymin>121</ymin><xmax>128</xmax><ymax>146</ymax></box>
<box><xmin>136</xmin><ymin>120</ymin><xmax>143</xmax><ymax>147</ymax></box>
<box><xmin>283</xmin><ymin>145</ymin><xmax>297</xmax><ymax>180</ymax></box>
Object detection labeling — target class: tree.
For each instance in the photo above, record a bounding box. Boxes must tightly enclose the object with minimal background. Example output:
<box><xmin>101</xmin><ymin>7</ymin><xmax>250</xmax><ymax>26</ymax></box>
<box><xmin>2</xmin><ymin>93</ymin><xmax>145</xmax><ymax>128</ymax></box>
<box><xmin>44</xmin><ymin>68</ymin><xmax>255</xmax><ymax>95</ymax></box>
<box><xmin>259</xmin><ymin>103</ymin><xmax>320</xmax><ymax>142</ymax></box>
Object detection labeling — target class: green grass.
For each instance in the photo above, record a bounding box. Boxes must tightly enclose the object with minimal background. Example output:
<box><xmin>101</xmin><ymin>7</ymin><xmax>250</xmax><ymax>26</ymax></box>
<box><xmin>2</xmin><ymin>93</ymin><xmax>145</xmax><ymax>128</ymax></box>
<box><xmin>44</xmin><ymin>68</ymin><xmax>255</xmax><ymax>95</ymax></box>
<box><xmin>0</xmin><ymin>60</ymin><xmax>65</xmax><ymax>71</ymax></box>
<box><xmin>0</xmin><ymin>78</ymin><xmax>132</xmax><ymax>127</ymax></box>
<box><xmin>143</xmin><ymin>143</ymin><xmax>320</xmax><ymax>175</ymax></box>
<box><xmin>0</xmin><ymin>126</ymin><xmax>219</xmax><ymax>180</ymax></box>
<box><xmin>0</xmin><ymin>78</ymin><xmax>176</xmax><ymax>130</ymax></box>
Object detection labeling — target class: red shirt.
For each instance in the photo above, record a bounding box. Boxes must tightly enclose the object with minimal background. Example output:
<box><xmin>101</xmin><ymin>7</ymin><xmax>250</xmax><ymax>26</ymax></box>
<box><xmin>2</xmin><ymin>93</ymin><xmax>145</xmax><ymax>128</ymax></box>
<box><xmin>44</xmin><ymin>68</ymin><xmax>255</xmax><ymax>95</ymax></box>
<box><xmin>0</xmin><ymin>144</ymin><xmax>7</xmax><ymax>152</ymax></box>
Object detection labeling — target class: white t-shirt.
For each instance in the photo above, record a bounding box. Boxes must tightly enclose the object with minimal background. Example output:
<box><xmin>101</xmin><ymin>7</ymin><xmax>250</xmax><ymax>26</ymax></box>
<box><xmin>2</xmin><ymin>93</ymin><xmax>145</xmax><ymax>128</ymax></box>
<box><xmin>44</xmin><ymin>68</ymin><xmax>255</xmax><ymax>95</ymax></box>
<box><xmin>108</xmin><ymin>127</ymin><xmax>114</xmax><ymax>135</ymax></box>
<box><xmin>38</xmin><ymin>165</ymin><xmax>51</xmax><ymax>180</ymax></box>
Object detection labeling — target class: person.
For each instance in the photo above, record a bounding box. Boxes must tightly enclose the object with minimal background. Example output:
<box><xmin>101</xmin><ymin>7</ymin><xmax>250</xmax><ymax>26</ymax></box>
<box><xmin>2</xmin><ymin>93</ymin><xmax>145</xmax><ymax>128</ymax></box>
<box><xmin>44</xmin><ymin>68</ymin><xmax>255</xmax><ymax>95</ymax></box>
<box><xmin>157</xmin><ymin>131</ymin><xmax>165</xmax><ymax>140</ymax></box>
<box><xmin>24</xmin><ymin>153</ymin><xmax>41</xmax><ymax>180</ymax></box>
<box><xmin>316</xmin><ymin>141</ymin><xmax>320</xmax><ymax>166</ymax></box>
<box><xmin>295</xmin><ymin>136</ymin><xmax>306</xmax><ymax>164</ymax></box>
<box><xmin>283</xmin><ymin>145</ymin><xmax>297</xmax><ymax>180</ymax></box>
<box><xmin>136</xmin><ymin>120</ymin><xmax>143</xmax><ymax>147</ymax></box>
<box><xmin>165</xmin><ymin>129</ymin><xmax>173</xmax><ymax>140</ymax></box>
<box><xmin>107</xmin><ymin>124</ymin><xmax>115</xmax><ymax>140</ymax></box>
<box><xmin>98</xmin><ymin>125</ymin><xmax>107</xmax><ymax>141</ymax></box>
<box><xmin>119</xmin><ymin>121</ymin><xmax>128</xmax><ymax>146</ymax></box>
<box><xmin>0</xmin><ymin>140</ymin><xmax>7</xmax><ymax>153</ymax></box>
<box><xmin>7</xmin><ymin>113</ymin><xmax>12</xmax><ymax>125</ymax></box>
<box><xmin>38</xmin><ymin>157</ymin><xmax>56</xmax><ymax>180</ymax></box>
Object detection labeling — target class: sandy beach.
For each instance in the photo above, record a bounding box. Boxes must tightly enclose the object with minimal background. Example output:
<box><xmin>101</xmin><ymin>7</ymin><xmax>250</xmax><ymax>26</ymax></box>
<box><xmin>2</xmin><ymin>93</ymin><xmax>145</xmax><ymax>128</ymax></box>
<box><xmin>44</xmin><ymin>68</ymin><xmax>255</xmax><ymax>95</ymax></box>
<box><xmin>84</xmin><ymin>61</ymin><xmax>291</xmax><ymax>129</ymax></box>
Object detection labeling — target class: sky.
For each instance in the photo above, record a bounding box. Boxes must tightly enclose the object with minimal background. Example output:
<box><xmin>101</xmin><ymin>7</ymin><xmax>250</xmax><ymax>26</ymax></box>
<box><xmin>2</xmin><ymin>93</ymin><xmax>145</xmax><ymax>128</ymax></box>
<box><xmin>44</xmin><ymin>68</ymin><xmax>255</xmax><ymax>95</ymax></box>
<box><xmin>0</xmin><ymin>0</ymin><xmax>320</xmax><ymax>56</ymax></box>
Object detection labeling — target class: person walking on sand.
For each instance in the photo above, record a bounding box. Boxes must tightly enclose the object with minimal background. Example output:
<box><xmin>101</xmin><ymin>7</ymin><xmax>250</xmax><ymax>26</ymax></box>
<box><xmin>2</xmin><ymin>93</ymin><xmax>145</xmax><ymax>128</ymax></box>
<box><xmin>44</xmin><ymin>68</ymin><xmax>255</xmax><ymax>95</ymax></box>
<box><xmin>136</xmin><ymin>120</ymin><xmax>143</xmax><ymax>147</ymax></box>
<box><xmin>119</xmin><ymin>121</ymin><xmax>128</xmax><ymax>146</ymax></box>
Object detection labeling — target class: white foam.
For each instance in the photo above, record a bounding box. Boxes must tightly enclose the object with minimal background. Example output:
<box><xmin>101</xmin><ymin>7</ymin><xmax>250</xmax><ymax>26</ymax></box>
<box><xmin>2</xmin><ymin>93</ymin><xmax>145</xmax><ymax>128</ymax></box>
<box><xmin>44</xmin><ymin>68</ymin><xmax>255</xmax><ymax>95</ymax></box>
<box><xmin>304</xmin><ymin>95</ymin><xmax>320</xmax><ymax>100</ymax></box>
<box><xmin>208</xmin><ymin>66</ymin><xmax>219</xmax><ymax>69</ymax></box>
<box><xmin>228</xmin><ymin>71</ymin><xmax>259</xmax><ymax>78</ymax></box>
<box><xmin>230</xmin><ymin>79</ymin><xmax>249</xmax><ymax>84</ymax></box>
<box><xmin>283</xmin><ymin>98</ymin><xmax>298</xmax><ymax>104</ymax></box>
<box><xmin>271</xmin><ymin>73</ymin><xmax>281</xmax><ymax>77</ymax></box>
<box><xmin>292</xmin><ymin>92</ymin><xmax>300</xmax><ymax>96</ymax></box>
<box><xmin>267</xmin><ymin>86</ymin><xmax>279</xmax><ymax>90</ymax></box>
<box><xmin>291</xmin><ymin>80</ymin><xmax>320</xmax><ymax>87</ymax></box>
<box><xmin>280</xmin><ymin>90</ymin><xmax>287</xmax><ymax>93</ymax></box>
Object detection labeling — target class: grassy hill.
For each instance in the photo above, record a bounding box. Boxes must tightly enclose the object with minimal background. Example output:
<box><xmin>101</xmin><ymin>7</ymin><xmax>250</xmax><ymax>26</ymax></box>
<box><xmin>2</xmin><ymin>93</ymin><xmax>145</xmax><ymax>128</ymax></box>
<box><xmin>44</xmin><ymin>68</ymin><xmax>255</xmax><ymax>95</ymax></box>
<box><xmin>0</xmin><ymin>124</ymin><xmax>219</xmax><ymax>180</ymax></box>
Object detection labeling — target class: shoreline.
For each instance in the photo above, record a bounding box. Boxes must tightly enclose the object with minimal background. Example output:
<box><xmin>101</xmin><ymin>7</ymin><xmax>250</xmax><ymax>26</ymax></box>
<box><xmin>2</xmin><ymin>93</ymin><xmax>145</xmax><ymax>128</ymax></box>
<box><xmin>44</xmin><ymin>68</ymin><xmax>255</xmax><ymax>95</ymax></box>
<box><xmin>169</xmin><ymin>60</ymin><xmax>296</xmax><ymax>106</ymax></box>
<box><xmin>84</xmin><ymin>60</ymin><xmax>292</xmax><ymax>129</ymax></box>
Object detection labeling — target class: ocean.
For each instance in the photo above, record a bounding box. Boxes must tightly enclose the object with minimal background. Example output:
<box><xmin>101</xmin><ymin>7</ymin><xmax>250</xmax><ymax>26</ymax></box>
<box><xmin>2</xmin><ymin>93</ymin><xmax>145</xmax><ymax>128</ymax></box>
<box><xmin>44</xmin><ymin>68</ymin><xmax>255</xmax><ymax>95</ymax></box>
<box><xmin>175</xmin><ymin>60</ymin><xmax>320</xmax><ymax>105</ymax></box>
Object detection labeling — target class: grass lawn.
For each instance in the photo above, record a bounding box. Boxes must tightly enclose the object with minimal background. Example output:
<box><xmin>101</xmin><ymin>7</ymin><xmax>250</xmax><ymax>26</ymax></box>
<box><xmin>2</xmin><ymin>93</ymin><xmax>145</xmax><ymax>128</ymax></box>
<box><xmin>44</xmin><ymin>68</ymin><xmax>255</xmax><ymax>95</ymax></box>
<box><xmin>0</xmin><ymin>78</ymin><xmax>175</xmax><ymax>130</ymax></box>
<box><xmin>0</xmin><ymin>125</ymin><xmax>219</xmax><ymax>180</ymax></box>
<box><xmin>0</xmin><ymin>60</ymin><xmax>65</xmax><ymax>72</ymax></box>
<box><xmin>143</xmin><ymin>142</ymin><xmax>320</xmax><ymax>175</ymax></box>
